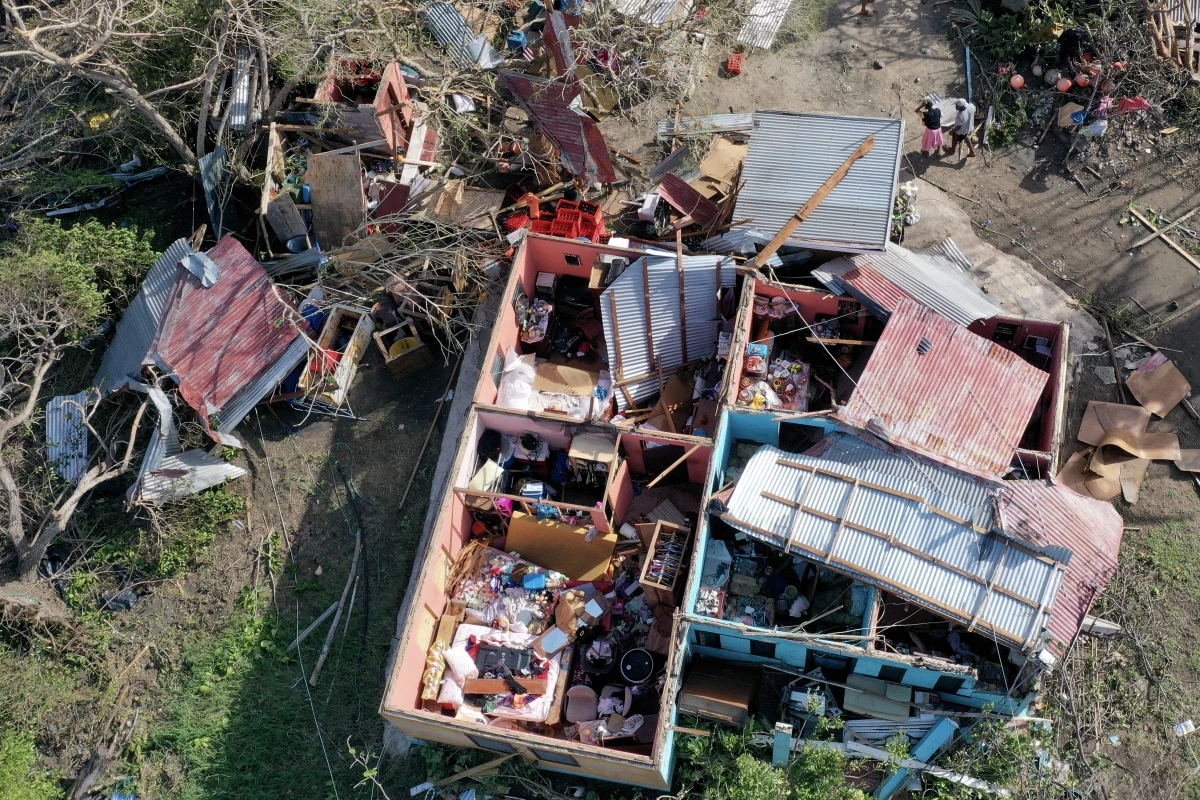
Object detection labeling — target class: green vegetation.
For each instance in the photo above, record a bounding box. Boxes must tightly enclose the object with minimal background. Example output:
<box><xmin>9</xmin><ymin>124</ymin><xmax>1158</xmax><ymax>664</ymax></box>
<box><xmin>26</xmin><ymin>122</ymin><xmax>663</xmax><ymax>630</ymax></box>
<box><xmin>675</xmin><ymin>718</ymin><xmax>868</xmax><ymax>800</ymax></box>
<box><xmin>0</xmin><ymin>731</ymin><xmax>63</xmax><ymax>800</ymax></box>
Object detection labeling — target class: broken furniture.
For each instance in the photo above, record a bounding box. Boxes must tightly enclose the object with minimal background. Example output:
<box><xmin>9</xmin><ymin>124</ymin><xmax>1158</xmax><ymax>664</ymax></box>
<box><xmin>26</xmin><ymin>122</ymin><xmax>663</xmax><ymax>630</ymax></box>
<box><xmin>373</xmin><ymin>317</ymin><xmax>434</xmax><ymax>377</ymax></box>
<box><xmin>298</xmin><ymin>304</ymin><xmax>373</xmax><ymax>406</ymax></box>
<box><xmin>678</xmin><ymin>658</ymin><xmax>759</xmax><ymax>726</ymax></box>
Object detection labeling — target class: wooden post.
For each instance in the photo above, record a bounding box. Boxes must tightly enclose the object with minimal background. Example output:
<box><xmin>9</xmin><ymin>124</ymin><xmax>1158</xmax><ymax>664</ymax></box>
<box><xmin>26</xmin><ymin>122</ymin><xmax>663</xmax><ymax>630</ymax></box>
<box><xmin>749</xmin><ymin>136</ymin><xmax>875</xmax><ymax>268</ymax></box>
<box><xmin>676</xmin><ymin>228</ymin><xmax>689</xmax><ymax>364</ymax></box>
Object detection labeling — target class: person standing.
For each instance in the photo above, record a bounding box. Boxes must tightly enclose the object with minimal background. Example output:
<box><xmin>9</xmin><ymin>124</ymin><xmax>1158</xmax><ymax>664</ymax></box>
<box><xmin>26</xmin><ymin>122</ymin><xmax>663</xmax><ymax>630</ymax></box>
<box><xmin>859</xmin><ymin>0</ymin><xmax>877</xmax><ymax>16</ymax></box>
<box><xmin>915</xmin><ymin>99</ymin><xmax>943</xmax><ymax>156</ymax></box>
<box><xmin>946</xmin><ymin>98</ymin><xmax>977</xmax><ymax>158</ymax></box>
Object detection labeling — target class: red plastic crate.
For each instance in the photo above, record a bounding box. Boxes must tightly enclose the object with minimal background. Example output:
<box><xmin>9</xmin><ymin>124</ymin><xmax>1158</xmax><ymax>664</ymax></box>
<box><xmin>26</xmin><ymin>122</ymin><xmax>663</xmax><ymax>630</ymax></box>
<box><xmin>556</xmin><ymin>198</ymin><xmax>580</xmax><ymax>213</ymax></box>
<box><xmin>727</xmin><ymin>53</ymin><xmax>744</xmax><ymax>76</ymax></box>
<box><xmin>556</xmin><ymin>208</ymin><xmax>582</xmax><ymax>226</ymax></box>
<box><xmin>550</xmin><ymin>218</ymin><xmax>579</xmax><ymax>238</ymax></box>
<box><xmin>589</xmin><ymin>218</ymin><xmax>607</xmax><ymax>243</ymax></box>
<box><xmin>598</xmin><ymin>233</ymin><xmax>612</xmax><ymax>244</ymax></box>
<box><xmin>578</xmin><ymin>200</ymin><xmax>602</xmax><ymax>223</ymax></box>
<box><xmin>530</xmin><ymin>219</ymin><xmax>554</xmax><ymax>235</ymax></box>
<box><xmin>504</xmin><ymin>213</ymin><xmax>530</xmax><ymax>232</ymax></box>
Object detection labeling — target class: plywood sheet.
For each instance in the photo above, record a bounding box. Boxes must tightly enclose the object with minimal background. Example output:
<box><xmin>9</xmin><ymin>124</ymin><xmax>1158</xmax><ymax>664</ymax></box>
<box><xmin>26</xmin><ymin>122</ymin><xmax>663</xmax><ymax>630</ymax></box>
<box><xmin>1088</xmin><ymin>428</ymin><xmax>1180</xmax><ymax>478</ymax></box>
<box><xmin>1078</xmin><ymin>401</ymin><xmax>1150</xmax><ymax>446</ymax></box>
<box><xmin>1127</xmin><ymin>353</ymin><xmax>1192</xmax><ymax>417</ymax></box>
<box><xmin>505</xmin><ymin>511</ymin><xmax>617</xmax><ymax>581</ymax></box>
<box><xmin>306</xmin><ymin>152</ymin><xmax>366</xmax><ymax>249</ymax></box>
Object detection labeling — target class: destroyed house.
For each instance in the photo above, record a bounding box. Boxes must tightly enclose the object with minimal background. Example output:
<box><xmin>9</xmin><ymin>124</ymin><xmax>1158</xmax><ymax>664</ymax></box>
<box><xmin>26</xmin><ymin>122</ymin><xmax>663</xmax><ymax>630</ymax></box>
<box><xmin>684</xmin><ymin>408</ymin><xmax>1122</xmax><ymax>732</ymax></box>
<box><xmin>726</xmin><ymin>267</ymin><xmax>1069</xmax><ymax>478</ymax></box>
<box><xmin>475</xmin><ymin>233</ymin><xmax>741</xmax><ymax>437</ymax></box>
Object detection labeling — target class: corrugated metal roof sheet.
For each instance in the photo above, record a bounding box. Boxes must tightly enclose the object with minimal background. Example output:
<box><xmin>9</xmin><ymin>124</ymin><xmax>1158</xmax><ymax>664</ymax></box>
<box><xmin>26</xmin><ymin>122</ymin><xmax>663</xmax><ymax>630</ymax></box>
<box><xmin>419</xmin><ymin>2</ymin><xmax>503</xmax><ymax>69</ymax></box>
<box><xmin>656</xmin><ymin>173</ymin><xmax>721</xmax><ymax>229</ymax></box>
<box><xmin>198</xmin><ymin>147</ymin><xmax>239</xmax><ymax>238</ymax></box>
<box><xmin>732</xmin><ymin>112</ymin><xmax>903</xmax><ymax>251</ymax></box>
<box><xmin>738</xmin><ymin>0</ymin><xmax>795</xmax><ymax>49</ymax></box>
<box><xmin>46</xmin><ymin>392</ymin><xmax>90</xmax><ymax>483</ymax></box>
<box><xmin>500</xmin><ymin>72</ymin><xmax>617</xmax><ymax>185</ymax></box>
<box><xmin>722</xmin><ymin>444</ymin><xmax>1067</xmax><ymax>650</ymax></box>
<box><xmin>263</xmin><ymin>247</ymin><xmax>324</xmax><ymax>279</ymax></box>
<box><xmin>612</xmin><ymin>0</ymin><xmax>682</xmax><ymax>25</ymax></box>
<box><xmin>149</xmin><ymin>236</ymin><xmax>310</xmax><ymax>443</ymax></box>
<box><xmin>93</xmin><ymin>238</ymin><xmax>192</xmax><ymax>394</ymax></box>
<box><xmin>228</xmin><ymin>48</ymin><xmax>254</xmax><ymax>133</ymax></box>
<box><xmin>216</xmin><ymin>336</ymin><xmax>311</xmax><ymax>436</ymax></box>
<box><xmin>599</xmin><ymin>252</ymin><xmax>735</xmax><ymax>410</ymax></box>
<box><xmin>834</xmin><ymin>299</ymin><xmax>1049</xmax><ymax>478</ymax></box>
<box><xmin>1170</xmin><ymin>0</ymin><xmax>1198</xmax><ymax>24</ymax></box>
<box><xmin>542</xmin><ymin>11</ymin><xmax>577</xmax><ymax>77</ymax></box>
<box><xmin>806</xmin><ymin>431</ymin><xmax>998</xmax><ymax>531</ymax></box>
<box><xmin>126</xmin><ymin>382</ymin><xmax>247</xmax><ymax>504</ymax></box>
<box><xmin>812</xmin><ymin>240</ymin><xmax>1003</xmax><ymax>327</ymax></box>
<box><xmin>998</xmin><ymin>481</ymin><xmax>1123</xmax><ymax>655</ymax></box>
<box><xmin>656</xmin><ymin>113</ymin><xmax>755</xmax><ymax>141</ymax></box>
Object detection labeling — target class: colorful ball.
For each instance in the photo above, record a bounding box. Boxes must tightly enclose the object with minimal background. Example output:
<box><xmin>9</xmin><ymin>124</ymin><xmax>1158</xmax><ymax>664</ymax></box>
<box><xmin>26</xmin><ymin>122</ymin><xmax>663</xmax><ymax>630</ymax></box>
<box><xmin>1056</xmin><ymin>77</ymin><xmax>1073</xmax><ymax>92</ymax></box>
<box><xmin>1075</xmin><ymin>73</ymin><xmax>1091</xmax><ymax>88</ymax></box>
<box><xmin>1010</xmin><ymin>74</ymin><xmax>1025</xmax><ymax>89</ymax></box>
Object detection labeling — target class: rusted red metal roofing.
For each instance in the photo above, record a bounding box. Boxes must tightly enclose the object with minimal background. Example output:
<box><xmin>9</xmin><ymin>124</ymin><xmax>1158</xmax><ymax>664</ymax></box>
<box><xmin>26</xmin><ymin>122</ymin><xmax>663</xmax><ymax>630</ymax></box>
<box><xmin>150</xmin><ymin>236</ymin><xmax>310</xmax><ymax>435</ymax></box>
<box><xmin>998</xmin><ymin>481</ymin><xmax>1123</xmax><ymax>655</ymax></box>
<box><xmin>656</xmin><ymin>173</ymin><xmax>721</xmax><ymax>229</ymax></box>
<box><xmin>542</xmin><ymin>11</ymin><xmax>577</xmax><ymax>78</ymax></box>
<box><xmin>500</xmin><ymin>71</ymin><xmax>616</xmax><ymax>185</ymax></box>
<box><xmin>835</xmin><ymin>298</ymin><xmax>1049</xmax><ymax>477</ymax></box>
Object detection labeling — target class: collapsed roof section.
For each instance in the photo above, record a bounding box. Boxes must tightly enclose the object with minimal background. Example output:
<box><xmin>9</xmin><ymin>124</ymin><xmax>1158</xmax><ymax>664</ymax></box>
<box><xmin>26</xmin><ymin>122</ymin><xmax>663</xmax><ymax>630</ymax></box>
<box><xmin>835</xmin><ymin>299</ymin><xmax>1049</xmax><ymax>478</ymax></box>
<box><xmin>720</xmin><ymin>441</ymin><xmax>1067</xmax><ymax>653</ymax></box>
<box><xmin>731</xmin><ymin>112</ymin><xmax>903</xmax><ymax>252</ymax></box>
<box><xmin>148</xmin><ymin>235</ymin><xmax>312</xmax><ymax>446</ymax></box>
<box><xmin>598</xmin><ymin>252</ymin><xmax>736</xmax><ymax>411</ymax></box>
<box><xmin>812</xmin><ymin>239</ymin><xmax>1004</xmax><ymax>328</ymax></box>
<box><xmin>500</xmin><ymin>72</ymin><xmax>617</xmax><ymax>185</ymax></box>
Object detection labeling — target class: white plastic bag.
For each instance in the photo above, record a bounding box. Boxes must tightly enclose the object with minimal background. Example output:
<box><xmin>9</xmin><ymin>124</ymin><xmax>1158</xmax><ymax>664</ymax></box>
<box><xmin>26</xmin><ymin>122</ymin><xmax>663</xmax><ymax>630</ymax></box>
<box><xmin>496</xmin><ymin>349</ymin><xmax>536</xmax><ymax>410</ymax></box>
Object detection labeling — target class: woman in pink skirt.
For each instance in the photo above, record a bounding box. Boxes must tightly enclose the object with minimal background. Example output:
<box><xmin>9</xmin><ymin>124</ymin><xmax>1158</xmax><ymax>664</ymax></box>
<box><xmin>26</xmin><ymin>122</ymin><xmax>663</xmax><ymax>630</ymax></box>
<box><xmin>916</xmin><ymin>99</ymin><xmax>944</xmax><ymax>156</ymax></box>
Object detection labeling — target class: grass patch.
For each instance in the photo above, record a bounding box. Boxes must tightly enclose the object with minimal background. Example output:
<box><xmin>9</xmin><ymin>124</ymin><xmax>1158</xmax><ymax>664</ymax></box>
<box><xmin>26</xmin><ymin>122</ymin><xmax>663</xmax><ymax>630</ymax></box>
<box><xmin>0</xmin><ymin>730</ymin><xmax>63</xmax><ymax>800</ymax></box>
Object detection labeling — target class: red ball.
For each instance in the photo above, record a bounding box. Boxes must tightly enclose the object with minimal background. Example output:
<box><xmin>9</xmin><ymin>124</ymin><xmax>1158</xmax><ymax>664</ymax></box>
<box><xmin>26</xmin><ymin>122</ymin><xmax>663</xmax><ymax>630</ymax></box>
<box><xmin>1056</xmin><ymin>77</ymin><xmax>1073</xmax><ymax>92</ymax></box>
<box><xmin>1076</xmin><ymin>73</ymin><xmax>1091</xmax><ymax>87</ymax></box>
<box><xmin>1010</xmin><ymin>74</ymin><xmax>1025</xmax><ymax>89</ymax></box>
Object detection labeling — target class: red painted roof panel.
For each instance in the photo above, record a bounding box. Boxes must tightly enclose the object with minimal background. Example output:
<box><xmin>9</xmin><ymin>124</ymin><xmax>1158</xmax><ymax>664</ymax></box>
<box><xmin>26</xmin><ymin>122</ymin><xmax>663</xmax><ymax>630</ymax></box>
<box><xmin>500</xmin><ymin>71</ymin><xmax>617</xmax><ymax>185</ymax></box>
<box><xmin>151</xmin><ymin>236</ymin><xmax>309</xmax><ymax>428</ymax></box>
<box><xmin>998</xmin><ymin>481</ymin><xmax>1123</xmax><ymax>655</ymax></box>
<box><xmin>656</xmin><ymin>173</ymin><xmax>721</xmax><ymax>229</ymax></box>
<box><xmin>835</xmin><ymin>298</ymin><xmax>1048</xmax><ymax>477</ymax></box>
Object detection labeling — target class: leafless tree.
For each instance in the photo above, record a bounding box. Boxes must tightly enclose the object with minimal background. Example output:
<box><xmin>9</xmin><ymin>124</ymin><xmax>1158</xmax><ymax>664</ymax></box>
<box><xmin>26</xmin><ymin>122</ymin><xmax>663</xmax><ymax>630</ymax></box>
<box><xmin>0</xmin><ymin>270</ymin><xmax>148</xmax><ymax>580</ymax></box>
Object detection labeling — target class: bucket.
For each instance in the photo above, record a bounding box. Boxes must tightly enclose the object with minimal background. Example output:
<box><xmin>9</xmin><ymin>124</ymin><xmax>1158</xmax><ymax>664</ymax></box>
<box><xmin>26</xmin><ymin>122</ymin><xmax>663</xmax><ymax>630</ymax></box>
<box><xmin>620</xmin><ymin>648</ymin><xmax>654</xmax><ymax>685</ymax></box>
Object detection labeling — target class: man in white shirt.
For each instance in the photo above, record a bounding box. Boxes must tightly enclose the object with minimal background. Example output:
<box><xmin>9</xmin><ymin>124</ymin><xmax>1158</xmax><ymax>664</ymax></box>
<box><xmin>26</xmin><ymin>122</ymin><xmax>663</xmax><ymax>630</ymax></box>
<box><xmin>947</xmin><ymin>98</ymin><xmax>977</xmax><ymax>158</ymax></box>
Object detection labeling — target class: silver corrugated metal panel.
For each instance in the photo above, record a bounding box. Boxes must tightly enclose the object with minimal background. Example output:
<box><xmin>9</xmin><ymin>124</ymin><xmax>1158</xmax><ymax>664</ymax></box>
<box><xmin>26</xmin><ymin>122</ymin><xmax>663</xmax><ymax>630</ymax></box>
<box><xmin>612</xmin><ymin>0</ymin><xmax>682</xmax><ymax>26</ymax></box>
<box><xmin>93</xmin><ymin>239</ymin><xmax>191</xmax><ymax>394</ymax></box>
<box><xmin>811</xmin><ymin>241</ymin><xmax>1002</xmax><ymax>327</ymax></box>
<box><xmin>812</xmin><ymin>431</ymin><xmax>997</xmax><ymax>530</ymax></box>
<box><xmin>263</xmin><ymin>247</ymin><xmax>324</xmax><ymax>278</ymax></box>
<box><xmin>656</xmin><ymin>113</ymin><xmax>755</xmax><ymax>140</ymax></box>
<box><xmin>722</xmin><ymin>444</ymin><xmax>1066</xmax><ymax>650</ymax></box>
<box><xmin>199</xmin><ymin>147</ymin><xmax>239</xmax><ymax>238</ymax></box>
<box><xmin>1171</xmin><ymin>0</ymin><xmax>1199</xmax><ymax>24</ymax></box>
<box><xmin>419</xmin><ymin>2</ymin><xmax>503</xmax><ymax>69</ymax></box>
<box><xmin>46</xmin><ymin>392</ymin><xmax>90</xmax><ymax>483</ymax></box>
<box><xmin>138</xmin><ymin>450</ymin><xmax>248</xmax><ymax>505</ymax></box>
<box><xmin>649</xmin><ymin>145</ymin><xmax>700</xmax><ymax>184</ymax></box>
<box><xmin>925</xmin><ymin>237</ymin><xmax>974</xmax><ymax>273</ymax></box>
<box><xmin>228</xmin><ymin>48</ymin><xmax>253</xmax><ymax>133</ymax></box>
<box><xmin>737</xmin><ymin>0</ymin><xmax>795</xmax><ymax>49</ymax></box>
<box><xmin>732</xmin><ymin>112</ymin><xmax>903</xmax><ymax>252</ymax></box>
<box><xmin>704</xmin><ymin>227</ymin><xmax>765</xmax><ymax>255</ymax></box>
<box><xmin>216</xmin><ymin>336</ymin><xmax>311</xmax><ymax>437</ymax></box>
<box><xmin>844</xmin><ymin>718</ymin><xmax>937</xmax><ymax>744</ymax></box>
<box><xmin>599</xmin><ymin>254</ymin><xmax>735</xmax><ymax>410</ymax></box>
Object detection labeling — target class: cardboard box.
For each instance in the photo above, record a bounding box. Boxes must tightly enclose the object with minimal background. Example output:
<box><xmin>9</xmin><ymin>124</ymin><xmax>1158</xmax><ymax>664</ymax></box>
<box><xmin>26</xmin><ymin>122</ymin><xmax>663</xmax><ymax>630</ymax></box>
<box><xmin>532</xmin><ymin>586</ymin><xmax>609</xmax><ymax>659</ymax></box>
<box><xmin>532</xmin><ymin>362</ymin><xmax>599</xmax><ymax>397</ymax></box>
<box><xmin>505</xmin><ymin>511</ymin><xmax>617</xmax><ymax>581</ymax></box>
<box><xmin>678</xmin><ymin>658</ymin><xmax>758</xmax><ymax>726</ymax></box>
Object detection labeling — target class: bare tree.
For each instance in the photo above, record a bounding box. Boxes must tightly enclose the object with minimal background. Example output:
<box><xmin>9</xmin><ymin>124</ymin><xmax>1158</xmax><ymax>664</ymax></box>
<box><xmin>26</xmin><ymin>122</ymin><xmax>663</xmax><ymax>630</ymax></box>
<box><xmin>0</xmin><ymin>0</ymin><xmax>205</xmax><ymax>165</ymax></box>
<box><xmin>0</xmin><ymin>265</ymin><xmax>147</xmax><ymax>580</ymax></box>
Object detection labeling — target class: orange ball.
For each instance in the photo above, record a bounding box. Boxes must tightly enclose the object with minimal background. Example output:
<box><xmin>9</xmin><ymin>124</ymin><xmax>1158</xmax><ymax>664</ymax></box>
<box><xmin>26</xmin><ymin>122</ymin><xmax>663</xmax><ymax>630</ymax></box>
<box><xmin>1010</xmin><ymin>74</ymin><xmax>1025</xmax><ymax>89</ymax></box>
<box><xmin>1076</xmin><ymin>73</ymin><xmax>1091</xmax><ymax>87</ymax></box>
<box><xmin>1056</xmin><ymin>77</ymin><xmax>1072</xmax><ymax>92</ymax></box>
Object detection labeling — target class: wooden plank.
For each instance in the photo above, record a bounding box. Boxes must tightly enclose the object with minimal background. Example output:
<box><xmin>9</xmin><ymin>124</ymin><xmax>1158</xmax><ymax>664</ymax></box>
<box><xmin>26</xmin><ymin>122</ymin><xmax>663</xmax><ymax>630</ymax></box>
<box><xmin>806</xmin><ymin>337</ymin><xmax>877</xmax><ymax>347</ymax></box>
<box><xmin>750</xmin><ymin>136</ymin><xmax>875</xmax><ymax>268</ymax></box>
<box><xmin>305</xmin><ymin>152</ymin><xmax>366</xmax><ymax>249</ymax></box>
<box><xmin>461</xmin><ymin>678</ymin><xmax>549</xmax><ymax>695</ymax></box>
<box><xmin>1129</xmin><ymin>207</ymin><xmax>1200</xmax><ymax>272</ymax></box>
<box><xmin>642</xmin><ymin>260</ymin><xmax>656</xmax><ymax>369</ymax></box>
<box><xmin>318</xmin><ymin>137</ymin><xmax>388</xmax><ymax>158</ymax></box>
<box><xmin>1131</xmin><ymin>205</ymin><xmax>1200</xmax><ymax>248</ymax></box>
<box><xmin>676</xmin><ymin>229</ymin><xmax>689</xmax><ymax>363</ymax></box>
<box><xmin>608</xmin><ymin>291</ymin><xmax>637</xmax><ymax>409</ymax></box>
<box><xmin>645</xmin><ymin>443</ymin><xmax>702</xmax><ymax>489</ymax></box>
<box><xmin>824</xmin><ymin>480</ymin><xmax>860</xmax><ymax>564</ymax></box>
<box><xmin>266</xmin><ymin>193</ymin><xmax>309</xmax><ymax>245</ymax></box>
<box><xmin>433</xmin><ymin>755</ymin><xmax>515</xmax><ymax>788</ymax></box>
<box><xmin>1147</xmin><ymin>293</ymin><xmax>1200</xmax><ymax>330</ymax></box>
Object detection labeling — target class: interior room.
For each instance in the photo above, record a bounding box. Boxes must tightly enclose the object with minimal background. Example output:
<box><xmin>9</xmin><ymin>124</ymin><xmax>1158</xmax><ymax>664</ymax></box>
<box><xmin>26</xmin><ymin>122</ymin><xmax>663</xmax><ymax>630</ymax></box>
<box><xmin>476</xmin><ymin>234</ymin><xmax>740</xmax><ymax>433</ymax></box>
<box><xmin>384</xmin><ymin>407</ymin><xmax>711</xmax><ymax>775</ymax></box>
<box><xmin>726</xmin><ymin>278</ymin><xmax>886</xmax><ymax>414</ymax></box>
<box><xmin>967</xmin><ymin>315</ymin><xmax>1067</xmax><ymax>474</ymax></box>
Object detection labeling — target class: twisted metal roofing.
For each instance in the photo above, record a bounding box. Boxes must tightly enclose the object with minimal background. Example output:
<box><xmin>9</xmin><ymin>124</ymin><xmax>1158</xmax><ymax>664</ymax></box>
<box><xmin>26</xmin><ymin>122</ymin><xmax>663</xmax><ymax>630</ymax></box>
<box><xmin>812</xmin><ymin>240</ymin><xmax>1003</xmax><ymax>327</ymax></box>
<box><xmin>46</xmin><ymin>392</ymin><xmax>91</xmax><ymax>483</ymax></box>
<box><xmin>997</xmin><ymin>481</ymin><xmax>1123</xmax><ymax>656</ymax></box>
<box><xmin>738</xmin><ymin>0</ymin><xmax>795</xmax><ymax>49</ymax></box>
<box><xmin>731</xmin><ymin>112</ymin><xmax>902</xmax><ymax>252</ymax></box>
<box><xmin>93</xmin><ymin>238</ymin><xmax>192</xmax><ymax>394</ymax></box>
<box><xmin>834</xmin><ymin>299</ymin><xmax>1049</xmax><ymax>478</ymax></box>
<box><xmin>655</xmin><ymin>113</ymin><xmax>755</xmax><ymax>141</ymax></box>
<box><xmin>722</xmin><ymin>443</ymin><xmax>1067</xmax><ymax>651</ymax></box>
<box><xmin>599</xmin><ymin>252</ymin><xmax>735</xmax><ymax>410</ymax></box>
